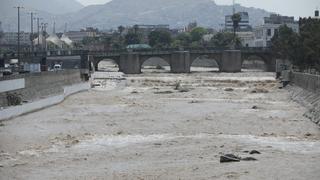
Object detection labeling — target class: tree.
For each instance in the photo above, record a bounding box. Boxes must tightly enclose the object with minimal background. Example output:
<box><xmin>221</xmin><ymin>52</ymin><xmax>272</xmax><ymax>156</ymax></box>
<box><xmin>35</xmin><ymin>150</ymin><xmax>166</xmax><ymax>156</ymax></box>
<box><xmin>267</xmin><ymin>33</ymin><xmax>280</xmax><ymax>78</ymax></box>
<box><xmin>118</xmin><ymin>25</ymin><xmax>125</xmax><ymax>36</ymax></box>
<box><xmin>271</xmin><ymin>25</ymin><xmax>302</xmax><ymax>67</ymax></box>
<box><xmin>148</xmin><ymin>30</ymin><xmax>172</xmax><ymax>48</ymax></box>
<box><xmin>190</xmin><ymin>27</ymin><xmax>207</xmax><ymax>42</ymax></box>
<box><xmin>299</xmin><ymin>18</ymin><xmax>320</xmax><ymax>70</ymax></box>
<box><xmin>210</xmin><ymin>32</ymin><xmax>241</xmax><ymax>48</ymax></box>
<box><xmin>231</xmin><ymin>13</ymin><xmax>241</xmax><ymax>33</ymax></box>
<box><xmin>133</xmin><ymin>24</ymin><xmax>139</xmax><ymax>34</ymax></box>
<box><xmin>174</xmin><ymin>33</ymin><xmax>192</xmax><ymax>47</ymax></box>
<box><xmin>125</xmin><ymin>32</ymin><xmax>140</xmax><ymax>45</ymax></box>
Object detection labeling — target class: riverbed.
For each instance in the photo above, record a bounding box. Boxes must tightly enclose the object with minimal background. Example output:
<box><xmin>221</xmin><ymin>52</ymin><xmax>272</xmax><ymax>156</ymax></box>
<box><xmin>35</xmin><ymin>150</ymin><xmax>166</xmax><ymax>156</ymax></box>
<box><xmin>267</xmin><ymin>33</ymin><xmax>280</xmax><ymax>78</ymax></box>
<box><xmin>0</xmin><ymin>68</ymin><xmax>319</xmax><ymax>180</ymax></box>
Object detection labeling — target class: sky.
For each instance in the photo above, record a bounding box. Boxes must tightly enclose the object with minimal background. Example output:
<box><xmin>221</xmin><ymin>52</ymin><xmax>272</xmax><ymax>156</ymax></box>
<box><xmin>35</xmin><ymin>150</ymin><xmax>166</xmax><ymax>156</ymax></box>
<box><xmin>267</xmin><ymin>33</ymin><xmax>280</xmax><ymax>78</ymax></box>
<box><xmin>77</xmin><ymin>0</ymin><xmax>319</xmax><ymax>19</ymax></box>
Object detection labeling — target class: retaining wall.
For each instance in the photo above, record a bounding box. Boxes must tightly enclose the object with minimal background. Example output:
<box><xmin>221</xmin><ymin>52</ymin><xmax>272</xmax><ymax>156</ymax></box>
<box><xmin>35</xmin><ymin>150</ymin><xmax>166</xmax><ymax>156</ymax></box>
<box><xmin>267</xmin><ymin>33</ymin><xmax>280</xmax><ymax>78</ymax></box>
<box><xmin>289</xmin><ymin>72</ymin><xmax>320</xmax><ymax>126</ymax></box>
<box><xmin>290</xmin><ymin>72</ymin><xmax>320</xmax><ymax>94</ymax></box>
<box><xmin>0</xmin><ymin>70</ymin><xmax>83</xmax><ymax>107</ymax></box>
<box><xmin>0</xmin><ymin>82</ymin><xmax>90</xmax><ymax>121</ymax></box>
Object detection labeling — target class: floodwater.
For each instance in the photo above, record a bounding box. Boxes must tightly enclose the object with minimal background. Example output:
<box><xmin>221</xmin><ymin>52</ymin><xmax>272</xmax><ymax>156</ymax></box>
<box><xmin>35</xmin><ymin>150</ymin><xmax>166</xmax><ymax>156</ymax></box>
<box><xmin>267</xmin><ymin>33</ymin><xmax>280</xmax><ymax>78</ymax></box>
<box><xmin>0</xmin><ymin>65</ymin><xmax>320</xmax><ymax>180</ymax></box>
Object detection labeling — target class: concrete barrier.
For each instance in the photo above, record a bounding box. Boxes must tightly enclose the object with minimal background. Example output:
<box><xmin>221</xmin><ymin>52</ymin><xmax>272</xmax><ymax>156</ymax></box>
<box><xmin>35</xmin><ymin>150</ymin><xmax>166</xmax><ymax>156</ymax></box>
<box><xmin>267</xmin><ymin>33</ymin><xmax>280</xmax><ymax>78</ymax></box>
<box><xmin>290</xmin><ymin>72</ymin><xmax>320</xmax><ymax>94</ymax></box>
<box><xmin>0</xmin><ymin>70</ymin><xmax>84</xmax><ymax>107</ymax></box>
<box><xmin>289</xmin><ymin>72</ymin><xmax>320</xmax><ymax>126</ymax></box>
<box><xmin>0</xmin><ymin>82</ymin><xmax>90</xmax><ymax>121</ymax></box>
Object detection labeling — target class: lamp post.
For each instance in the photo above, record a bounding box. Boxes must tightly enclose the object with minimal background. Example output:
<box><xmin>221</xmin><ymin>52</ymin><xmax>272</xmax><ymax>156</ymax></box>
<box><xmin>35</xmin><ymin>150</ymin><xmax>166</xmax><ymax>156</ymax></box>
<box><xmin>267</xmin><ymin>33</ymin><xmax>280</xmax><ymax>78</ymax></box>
<box><xmin>14</xmin><ymin>6</ymin><xmax>24</xmax><ymax>62</ymax></box>
<box><xmin>36</xmin><ymin>17</ymin><xmax>43</xmax><ymax>51</ymax></box>
<box><xmin>28</xmin><ymin>12</ymin><xmax>36</xmax><ymax>55</ymax></box>
<box><xmin>41</xmin><ymin>23</ymin><xmax>48</xmax><ymax>51</ymax></box>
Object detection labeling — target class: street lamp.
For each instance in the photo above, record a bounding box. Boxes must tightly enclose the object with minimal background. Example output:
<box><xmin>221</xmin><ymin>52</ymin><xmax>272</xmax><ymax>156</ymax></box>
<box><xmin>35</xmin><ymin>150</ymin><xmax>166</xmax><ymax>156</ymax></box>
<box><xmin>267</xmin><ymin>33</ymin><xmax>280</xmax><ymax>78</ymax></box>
<box><xmin>36</xmin><ymin>17</ymin><xmax>43</xmax><ymax>50</ymax></box>
<box><xmin>14</xmin><ymin>6</ymin><xmax>24</xmax><ymax>62</ymax></box>
<box><xmin>27</xmin><ymin>12</ymin><xmax>36</xmax><ymax>55</ymax></box>
<box><xmin>41</xmin><ymin>22</ymin><xmax>48</xmax><ymax>51</ymax></box>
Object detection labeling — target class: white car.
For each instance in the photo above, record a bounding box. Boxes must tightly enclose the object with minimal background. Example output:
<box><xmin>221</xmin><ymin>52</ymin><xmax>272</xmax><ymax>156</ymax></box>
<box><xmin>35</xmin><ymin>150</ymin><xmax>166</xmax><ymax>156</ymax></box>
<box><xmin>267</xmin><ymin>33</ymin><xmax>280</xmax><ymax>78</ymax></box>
<box><xmin>53</xmin><ymin>64</ymin><xmax>62</xmax><ymax>71</ymax></box>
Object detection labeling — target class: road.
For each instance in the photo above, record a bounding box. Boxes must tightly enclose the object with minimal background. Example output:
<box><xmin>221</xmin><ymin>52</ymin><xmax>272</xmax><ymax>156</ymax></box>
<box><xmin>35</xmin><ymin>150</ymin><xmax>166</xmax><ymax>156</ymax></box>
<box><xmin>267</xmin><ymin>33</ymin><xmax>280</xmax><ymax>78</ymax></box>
<box><xmin>0</xmin><ymin>68</ymin><xmax>320</xmax><ymax>180</ymax></box>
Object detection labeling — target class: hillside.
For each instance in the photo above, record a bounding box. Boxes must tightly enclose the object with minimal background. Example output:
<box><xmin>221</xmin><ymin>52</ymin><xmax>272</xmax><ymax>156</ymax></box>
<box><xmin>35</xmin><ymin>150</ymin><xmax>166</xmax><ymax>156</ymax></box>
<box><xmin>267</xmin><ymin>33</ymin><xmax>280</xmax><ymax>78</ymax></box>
<box><xmin>0</xmin><ymin>0</ymin><xmax>83</xmax><ymax>32</ymax></box>
<box><xmin>64</xmin><ymin>0</ymin><xmax>270</xmax><ymax>30</ymax></box>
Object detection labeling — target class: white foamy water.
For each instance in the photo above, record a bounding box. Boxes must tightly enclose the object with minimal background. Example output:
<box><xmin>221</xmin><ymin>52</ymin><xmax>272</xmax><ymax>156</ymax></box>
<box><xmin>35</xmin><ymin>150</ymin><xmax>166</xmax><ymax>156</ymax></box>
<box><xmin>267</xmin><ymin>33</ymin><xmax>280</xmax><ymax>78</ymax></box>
<box><xmin>73</xmin><ymin>133</ymin><xmax>320</xmax><ymax>154</ymax></box>
<box><xmin>219</xmin><ymin>134</ymin><xmax>320</xmax><ymax>154</ymax></box>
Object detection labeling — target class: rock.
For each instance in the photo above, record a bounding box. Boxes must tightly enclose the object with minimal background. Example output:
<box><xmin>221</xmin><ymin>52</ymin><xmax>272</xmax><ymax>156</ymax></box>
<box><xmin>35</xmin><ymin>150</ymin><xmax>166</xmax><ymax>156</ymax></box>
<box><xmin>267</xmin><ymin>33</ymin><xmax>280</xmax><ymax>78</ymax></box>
<box><xmin>249</xmin><ymin>150</ymin><xmax>261</xmax><ymax>154</ymax></box>
<box><xmin>154</xmin><ymin>91</ymin><xmax>174</xmax><ymax>94</ymax></box>
<box><xmin>305</xmin><ymin>133</ymin><xmax>312</xmax><ymax>137</ymax></box>
<box><xmin>220</xmin><ymin>154</ymin><xmax>240</xmax><ymax>163</ymax></box>
<box><xmin>241</xmin><ymin>157</ymin><xmax>258</xmax><ymax>161</ymax></box>
<box><xmin>251</xmin><ymin>88</ymin><xmax>269</xmax><ymax>93</ymax></box>
<box><xmin>252</xmin><ymin>106</ymin><xmax>258</xmax><ymax>109</ymax></box>
<box><xmin>179</xmin><ymin>88</ymin><xmax>190</xmax><ymax>93</ymax></box>
<box><xmin>224</xmin><ymin>88</ymin><xmax>234</xmax><ymax>92</ymax></box>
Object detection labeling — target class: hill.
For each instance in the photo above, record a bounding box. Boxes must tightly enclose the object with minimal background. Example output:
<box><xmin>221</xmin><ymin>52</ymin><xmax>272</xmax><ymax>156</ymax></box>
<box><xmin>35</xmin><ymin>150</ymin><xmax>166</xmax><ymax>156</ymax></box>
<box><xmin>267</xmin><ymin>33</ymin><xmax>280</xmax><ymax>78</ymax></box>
<box><xmin>64</xmin><ymin>0</ymin><xmax>270</xmax><ymax>30</ymax></box>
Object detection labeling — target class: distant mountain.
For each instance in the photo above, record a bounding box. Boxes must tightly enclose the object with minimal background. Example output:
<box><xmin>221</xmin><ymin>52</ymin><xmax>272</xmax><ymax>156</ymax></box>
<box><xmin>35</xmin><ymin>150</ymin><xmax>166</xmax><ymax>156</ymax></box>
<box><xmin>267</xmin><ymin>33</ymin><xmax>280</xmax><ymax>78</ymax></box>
<box><xmin>0</xmin><ymin>0</ymin><xmax>272</xmax><ymax>32</ymax></box>
<box><xmin>64</xmin><ymin>0</ymin><xmax>270</xmax><ymax>30</ymax></box>
<box><xmin>0</xmin><ymin>0</ymin><xmax>83</xmax><ymax>32</ymax></box>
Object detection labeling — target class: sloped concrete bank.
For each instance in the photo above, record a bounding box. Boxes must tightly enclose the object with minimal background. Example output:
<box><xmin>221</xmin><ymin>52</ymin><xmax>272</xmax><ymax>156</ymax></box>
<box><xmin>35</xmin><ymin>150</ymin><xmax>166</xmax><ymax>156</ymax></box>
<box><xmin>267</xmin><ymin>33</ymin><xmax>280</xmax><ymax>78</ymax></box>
<box><xmin>289</xmin><ymin>72</ymin><xmax>320</xmax><ymax>126</ymax></box>
<box><xmin>0</xmin><ymin>70</ymin><xmax>91</xmax><ymax>121</ymax></box>
<box><xmin>0</xmin><ymin>82</ymin><xmax>90</xmax><ymax>121</ymax></box>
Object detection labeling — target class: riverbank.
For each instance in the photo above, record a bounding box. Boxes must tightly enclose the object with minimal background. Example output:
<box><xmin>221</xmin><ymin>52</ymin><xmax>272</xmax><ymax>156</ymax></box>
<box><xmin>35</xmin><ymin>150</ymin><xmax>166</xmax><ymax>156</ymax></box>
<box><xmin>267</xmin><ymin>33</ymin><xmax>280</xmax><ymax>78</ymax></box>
<box><xmin>0</xmin><ymin>71</ymin><xmax>319</xmax><ymax>179</ymax></box>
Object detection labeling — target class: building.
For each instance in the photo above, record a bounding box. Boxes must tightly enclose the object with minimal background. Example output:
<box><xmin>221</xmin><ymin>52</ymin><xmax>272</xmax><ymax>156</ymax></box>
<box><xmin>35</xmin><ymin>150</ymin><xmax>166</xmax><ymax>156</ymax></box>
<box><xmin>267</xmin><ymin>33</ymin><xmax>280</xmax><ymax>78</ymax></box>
<box><xmin>225</xmin><ymin>12</ymin><xmax>252</xmax><ymax>32</ymax></box>
<box><xmin>3</xmin><ymin>31</ymin><xmax>31</xmax><ymax>45</ymax></box>
<box><xmin>264</xmin><ymin>14</ymin><xmax>295</xmax><ymax>24</ymax></box>
<box><xmin>184</xmin><ymin>21</ymin><xmax>197</xmax><ymax>32</ymax></box>
<box><xmin>253</xmin><ymin>14</ymin><xmax>299</xmax><ymax>47</ymax></box>
<box><xmin>236</xmin><ymin>32</ymin><xmax>255</xmax><ymax>47</ymax></box>
<box><xmin>65</xmin><ymin>27</ymin><xmax>98</xmax><ymax>43</ymax></box>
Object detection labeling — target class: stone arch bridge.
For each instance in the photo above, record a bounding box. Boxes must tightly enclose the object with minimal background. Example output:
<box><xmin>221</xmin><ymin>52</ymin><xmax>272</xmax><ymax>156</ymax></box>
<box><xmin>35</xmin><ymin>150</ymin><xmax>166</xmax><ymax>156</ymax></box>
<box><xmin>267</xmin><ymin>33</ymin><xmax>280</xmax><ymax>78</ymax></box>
<box><xmin>89</xmin><ymin>48</ymin><xmax>275</xmax><ymax>74</ymax></box>
<box><xmin>4</xmin><ymin>48</ymin><xmax>275</xmax><ymax>75</ymax></box>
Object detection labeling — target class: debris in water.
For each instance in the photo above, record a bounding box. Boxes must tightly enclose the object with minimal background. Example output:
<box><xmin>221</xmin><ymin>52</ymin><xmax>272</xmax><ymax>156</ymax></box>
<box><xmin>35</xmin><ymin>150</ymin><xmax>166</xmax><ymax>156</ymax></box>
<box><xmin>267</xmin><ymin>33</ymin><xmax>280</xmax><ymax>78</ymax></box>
<box><xmin>252</xmin><ymin>106</ymin><xmax>258</xmax><ymax>109</ymax></box>
<box><xmin>220</xmin><ymin>154</ymin><xmax>241</xmax><ymax>163</ymax></box>
<box><xmin>241</xmin><ymin>157</ymin><xmax>258</xmax><ymax>161</ymax></box>
<box><xmin>249</xmin><ymin>150</ymin><xmax>261</xmax><ymax>154</ymax></box>
<box><xmin>224</xmin><ymin>88</ymin><xmax>234</xmax><ymax>92</ymax></box>
<box><xmin>250</xmin><ymin>88</ymin><xmax>269</xmax><ymax>93</ymax></box>
<box><xmin>154</xmin><ymin>91</ymin><xmax>174</xmax><ymax>94</ymax></box>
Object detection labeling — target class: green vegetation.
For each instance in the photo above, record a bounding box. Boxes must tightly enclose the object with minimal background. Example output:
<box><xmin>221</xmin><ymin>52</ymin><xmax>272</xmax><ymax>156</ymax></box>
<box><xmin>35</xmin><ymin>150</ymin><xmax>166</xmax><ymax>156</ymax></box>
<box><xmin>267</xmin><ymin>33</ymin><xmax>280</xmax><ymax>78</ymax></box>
<box><xmin>125</xmin><ymin>32</ymin><xmax>141</xmax><ymax>45</ymax></box>
<box><xmin>271</xmin><ymin>19</ymin><xmax>320</xmax><ymax>71</ymax></box>
<box><xmin>210</xmin><ymin>32</ymin><xmax>242</xmax><ymax>48</ymax></box>
<box><xmin>190</xmin><ymin>27</ymin><xmax>207</xmax><ymax>42</ymax></box>
<box><xmin>148</xmin><ymin>30</ymin><xmax>172</xmax><ymax>48</ymax></box>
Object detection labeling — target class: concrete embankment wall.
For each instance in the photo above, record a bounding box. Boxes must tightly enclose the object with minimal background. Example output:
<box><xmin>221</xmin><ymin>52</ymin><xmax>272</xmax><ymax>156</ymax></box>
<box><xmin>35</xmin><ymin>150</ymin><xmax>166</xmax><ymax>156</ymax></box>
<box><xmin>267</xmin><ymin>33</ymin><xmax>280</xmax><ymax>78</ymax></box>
<box><xmin>289</xmin><ymin>72</ymin><xmax>320</xmax><ymax>126</ymax></box>
<box><xmin>0</xmin><ymin>70</ymin><xmax>90</xmax><ymax>121</ymax></box>
<box><xmin>291</xmin><ymin>72</ymin><xmax>320</xmax><ymax>94</ymax></box>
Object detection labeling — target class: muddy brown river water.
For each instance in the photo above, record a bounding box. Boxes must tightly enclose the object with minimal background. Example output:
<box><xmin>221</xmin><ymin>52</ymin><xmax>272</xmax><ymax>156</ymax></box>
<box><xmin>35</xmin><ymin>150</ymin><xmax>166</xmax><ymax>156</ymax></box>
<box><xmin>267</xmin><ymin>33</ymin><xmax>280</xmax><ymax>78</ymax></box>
<box><xmin>0</xmin><ymin>69</ymin><xmax>320</xmax><ymax>180</ymax></box>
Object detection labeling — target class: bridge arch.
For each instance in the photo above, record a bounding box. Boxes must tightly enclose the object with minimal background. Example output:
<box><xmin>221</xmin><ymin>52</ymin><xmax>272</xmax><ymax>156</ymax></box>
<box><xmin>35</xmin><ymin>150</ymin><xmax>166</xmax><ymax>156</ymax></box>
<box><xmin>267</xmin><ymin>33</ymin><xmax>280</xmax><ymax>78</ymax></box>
<box><xmin>140</xmin><ymin>56</ymin><xmax>171</xmax><ymax>73</ymax></box>
<box><xmin>241</xmin><ymin>53</ymin><xmax>276</xmax><ymax>72</ymax></box>
<box><xmin>94</xmin><ymin>57</ymin><xmax>120</xmax><ymax>72</ymax></box>
<box><xmin>190</xmin><ymin>54</ymin><xmax>222</xmax><ymax>72</ymax></box>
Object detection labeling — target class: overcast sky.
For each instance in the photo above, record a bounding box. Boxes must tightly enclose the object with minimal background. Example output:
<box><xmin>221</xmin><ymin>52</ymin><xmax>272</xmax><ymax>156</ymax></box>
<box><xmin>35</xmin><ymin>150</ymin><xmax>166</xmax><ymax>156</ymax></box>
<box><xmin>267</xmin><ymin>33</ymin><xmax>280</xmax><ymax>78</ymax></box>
<box><xmin>77</xmin><ymin>0</ymin><xmax>319</xmax><ymax>19</ymax></box>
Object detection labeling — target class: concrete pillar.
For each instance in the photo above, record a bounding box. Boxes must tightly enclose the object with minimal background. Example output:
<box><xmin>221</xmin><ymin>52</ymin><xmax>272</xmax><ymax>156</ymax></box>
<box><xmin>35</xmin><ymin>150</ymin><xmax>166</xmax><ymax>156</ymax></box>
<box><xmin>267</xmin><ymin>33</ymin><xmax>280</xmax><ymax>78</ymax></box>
<box><xmin>220</xmin><ymin>50</ymin><xmax>242</xmax><ymax>72</ymax></box>
<box><xmin>119</xmin><ymin>53</ymin><xmax>141</xmax><ymax>74</ymax></box>
<box><xmin>170</xmin><ymin>51</ymin><xmax>190</xmax><ymax>73</ymax></box>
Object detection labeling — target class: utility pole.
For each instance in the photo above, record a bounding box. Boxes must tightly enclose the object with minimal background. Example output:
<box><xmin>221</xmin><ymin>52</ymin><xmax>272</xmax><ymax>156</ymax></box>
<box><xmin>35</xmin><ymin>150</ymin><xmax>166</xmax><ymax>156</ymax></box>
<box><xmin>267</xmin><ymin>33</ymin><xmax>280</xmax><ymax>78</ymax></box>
<box><xmin>233</xmin><ymin>0</ymin><xmax>235</xmax><ymax>15</ymax></box>
<box><xmin>36</xmin><ymin>17</ymin><xmax>42</xmax><ymax>51</ymax></box>
<box><xmin>28</xmin><ymin>12</ymin><xmax>36</xmax><ymax>55</ymax></box>
<box><xmin>41</xmin><ymin>23</ymin><xmax>48</xmax><ymax>51</ymax></box>
<box><xmin>14</xmin><ymin>6</ymin><xmax>24</xmax><ymax>62</ymax></box>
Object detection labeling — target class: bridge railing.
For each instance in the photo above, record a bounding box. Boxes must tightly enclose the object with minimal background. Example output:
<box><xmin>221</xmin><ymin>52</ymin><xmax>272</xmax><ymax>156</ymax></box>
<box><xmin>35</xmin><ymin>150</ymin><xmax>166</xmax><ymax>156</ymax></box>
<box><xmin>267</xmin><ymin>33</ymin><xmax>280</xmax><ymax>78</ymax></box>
<box><xmin>1</xmin><ymin>47</ymin><xmax>272</xmax><ymax>59</ymax></box>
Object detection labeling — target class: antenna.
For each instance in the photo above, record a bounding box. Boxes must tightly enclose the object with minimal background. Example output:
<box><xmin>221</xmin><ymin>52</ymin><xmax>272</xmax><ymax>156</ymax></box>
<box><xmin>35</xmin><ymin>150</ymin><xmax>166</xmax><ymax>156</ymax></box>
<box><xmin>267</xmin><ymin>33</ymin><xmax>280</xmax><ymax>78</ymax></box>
<box><xmin>233</xmin><ymin>0</ymin><xmax>235</xmax><ymax>15</ymax></box>
<box><xmin>53</xmin><ymin>21</ymin><xmax>56</xmax><ymax>34</ymax></box>
<box><xmin>64</xmin><ymin>23</ymin><xmax>67</xmax><ymax>33</ymax></box>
